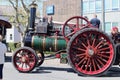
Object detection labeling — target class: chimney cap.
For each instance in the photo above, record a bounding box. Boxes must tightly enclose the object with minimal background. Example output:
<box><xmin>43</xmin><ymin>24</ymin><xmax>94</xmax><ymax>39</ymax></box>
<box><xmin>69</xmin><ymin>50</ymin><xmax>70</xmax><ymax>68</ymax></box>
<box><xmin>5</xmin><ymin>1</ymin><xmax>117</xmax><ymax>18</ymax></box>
<box><xmin>29</xmin><ymin>2</ymin><xmax>38</xmax><ymax>8</ymax></box>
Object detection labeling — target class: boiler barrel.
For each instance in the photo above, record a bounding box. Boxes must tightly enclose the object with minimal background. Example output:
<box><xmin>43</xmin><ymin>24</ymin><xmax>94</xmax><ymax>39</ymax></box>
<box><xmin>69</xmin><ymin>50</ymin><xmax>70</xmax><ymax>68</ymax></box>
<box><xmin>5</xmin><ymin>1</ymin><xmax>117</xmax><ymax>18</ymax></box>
<box><xmin>31</xmin><ymin>36</ymin><xmax>66</xmax><ymax>51</ymax></box>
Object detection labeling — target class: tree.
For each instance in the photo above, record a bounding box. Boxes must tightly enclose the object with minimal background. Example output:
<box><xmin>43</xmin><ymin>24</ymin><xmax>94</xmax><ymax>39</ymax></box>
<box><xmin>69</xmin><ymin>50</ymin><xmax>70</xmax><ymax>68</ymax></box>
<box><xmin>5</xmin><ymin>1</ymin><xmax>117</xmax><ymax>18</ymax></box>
<box><xmin>8</xmin><ymin>0</ymin><xmax>42</xmax><ymax>46</ymax></box>
<box><xmin>9</xmin><ymin>0</ymin><xmax>24</xmax><ymax>35</ymax></box>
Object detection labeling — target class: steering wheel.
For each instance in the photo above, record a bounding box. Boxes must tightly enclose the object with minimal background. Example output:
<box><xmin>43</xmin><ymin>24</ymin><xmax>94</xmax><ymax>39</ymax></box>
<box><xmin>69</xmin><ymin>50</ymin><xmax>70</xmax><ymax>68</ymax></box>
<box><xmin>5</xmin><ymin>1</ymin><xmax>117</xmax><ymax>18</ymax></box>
<box><xmin>62</xmin><ymin>16</ymin><xmax>91</xmax><ymax>42</ymax></box>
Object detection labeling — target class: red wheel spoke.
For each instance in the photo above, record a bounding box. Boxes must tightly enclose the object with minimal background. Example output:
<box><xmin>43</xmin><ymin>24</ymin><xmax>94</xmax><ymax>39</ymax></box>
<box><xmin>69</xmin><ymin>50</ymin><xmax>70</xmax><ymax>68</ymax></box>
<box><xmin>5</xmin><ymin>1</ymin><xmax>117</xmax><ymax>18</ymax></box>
<box><xmin>89</xmin><ymin>57</ymin><xmax>94</xmax><ymax>71</ymax></box>
<box><xmin>81</xmin><ymin>59</ymin><xmax>87</xmax><ymax>69</ymax></box>
<box><xmin>76</xmin><ymin>18</ymin><xmax>79</xmax><ymax>28</ymax></box>
<box><xmin>96</xmin><ymin>55</ymin><xmax>107</xmax><ymax>63</ymax></box>
<box><xmin>76</xmin><ymin>53</ymin><xmax>86</xmax><ymax>57</ymax></box>
<box><xmin>77</xmin><ymin>56</ymin><xmax>86</xmax><ymax>66</ymax></box>
<box><xmin>92</xmin><ymin>58</ymin><xmax>97</xmax><ymax>71</ymax></box>
<box><xmin>73</xmin><ymin>47</ymin><xmax>86</xmax><ymax>52</ymax></box>
<box><xmin>29</xmin><ymin>58</ymin><xmax>35</xmax><ymax>61</ymax></box>
<box><xmin>67</xmin><ymin>24</ymin><xmax>76</xmax><ymax>31</ymax></box>
<box><xmin>92</xmin><ymin>38</ymin><xmax>96</xmax><ymax>47</ymax></box>
<box><xmin>96</xmin><ymin>57</ymin><xmax>105</xmax><ymax>67</ymax></box>
<box><xmin>66</xmin><ymin>31</ymin><xmax>75</xmax><ymax>37</ymax></box>
<box><xmin>16</xmin><ymin>59</ymin><xmax>21</xmax><ymax>63</ymax></box>
<box><xmin>97</xmin><ymin>53</ymin><xmax>110</xmax><ymax>59</ymax></box>
<box><xmin>99</xmin><ymin>51</ymin><xmax>110</xmax><ymax>54</ymax></box>
<box><xmin>94</xmin><ymin>58</ymin><xmax>101</xmax><ymax>69</ymax></box>
<box><xmin>95</xmin><ymin>40</ymin><xmax>104</xmax><ymax>49</ymax></box>
<box><xmin>85</xmin><ymin>58</ymin><xmax>90</xmax><ymax>71</ymax></box>
<box><xmin>16</xmin><ymin>59</ymin><xmax>22</xmax><ymax>66</ymax></box>
<box><xmin>99</xmin><ymin>47</ymin><xmax>110</xmax><ymax>51</ymax></box>
<box><xmin>87</xmin><ymin>40</ymin><xmax>90</xmax><ymax>46</ymax></box>
<box><xmin>26</xmin><ymin>62</ymin><xmax>31</xmax><ymax>68</ymax></box>
<box><xmin>81</xmin><ymin>43</ymin><xmax>87</xmax><ymax>48</ymax></box>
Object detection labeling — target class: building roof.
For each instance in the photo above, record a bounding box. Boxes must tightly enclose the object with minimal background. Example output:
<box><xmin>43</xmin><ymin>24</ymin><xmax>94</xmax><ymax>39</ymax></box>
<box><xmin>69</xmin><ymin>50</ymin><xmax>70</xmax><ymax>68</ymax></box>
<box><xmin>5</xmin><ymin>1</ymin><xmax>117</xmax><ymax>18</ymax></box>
<box><xmin>0</xmin><ymin>19</ymin><xmax>12</xmax><ymax>28</ymax></box>
<box><xmin>0</xmin><ymin>16</ymin><xmax>11</xmax><ymax>28</ymax></box>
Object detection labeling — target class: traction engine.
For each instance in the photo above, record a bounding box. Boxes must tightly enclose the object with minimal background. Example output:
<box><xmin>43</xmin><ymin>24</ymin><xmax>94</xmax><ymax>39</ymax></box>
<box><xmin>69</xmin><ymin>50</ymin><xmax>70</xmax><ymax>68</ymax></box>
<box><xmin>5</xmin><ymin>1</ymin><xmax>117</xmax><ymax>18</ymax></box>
<box><xmin>12</xmin><ymin>3</ymin><xmax>120</xmax><ymax>76</ymax></box>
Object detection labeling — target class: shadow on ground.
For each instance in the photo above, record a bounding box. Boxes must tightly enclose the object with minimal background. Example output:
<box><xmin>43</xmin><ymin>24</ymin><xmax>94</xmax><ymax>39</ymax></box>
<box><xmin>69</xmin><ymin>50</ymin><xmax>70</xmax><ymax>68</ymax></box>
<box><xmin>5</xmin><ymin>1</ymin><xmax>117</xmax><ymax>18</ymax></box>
<box><xmin>101</xmin><ymin>67</ymin><xmax>120</xmax><ymax>77</ymax></box>
<box><xmin>29</xmin><ymin>66</ymin><xmax>75</xmax><ymax>74</ymax></box>
<box><xmin>30</xmin><ymin>66</ymin><xmax>120</xmax><ymax>77</ymax></box>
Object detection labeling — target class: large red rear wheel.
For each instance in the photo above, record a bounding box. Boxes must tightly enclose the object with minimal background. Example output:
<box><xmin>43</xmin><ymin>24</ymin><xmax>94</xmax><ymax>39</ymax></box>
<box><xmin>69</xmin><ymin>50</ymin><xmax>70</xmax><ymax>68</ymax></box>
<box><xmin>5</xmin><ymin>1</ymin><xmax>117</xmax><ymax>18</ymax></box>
<box><xmin>12</xmin><ymin>47</ymin><xmax>37</xmax><ymax>73</ymax></box>
<box><xmin>67</xmin><ymin>28</ymin><xmax>115</xmax><ymax>76</ymax></box>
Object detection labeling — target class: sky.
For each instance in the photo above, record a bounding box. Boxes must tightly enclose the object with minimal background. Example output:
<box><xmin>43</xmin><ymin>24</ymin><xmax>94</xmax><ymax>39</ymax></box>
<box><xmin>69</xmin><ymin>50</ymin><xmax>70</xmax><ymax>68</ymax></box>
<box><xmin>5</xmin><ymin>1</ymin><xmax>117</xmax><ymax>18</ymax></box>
<box><xmin>0</xmin><ymin>0</ymin><xmax>11</xmax><ymax>5</ymax></box>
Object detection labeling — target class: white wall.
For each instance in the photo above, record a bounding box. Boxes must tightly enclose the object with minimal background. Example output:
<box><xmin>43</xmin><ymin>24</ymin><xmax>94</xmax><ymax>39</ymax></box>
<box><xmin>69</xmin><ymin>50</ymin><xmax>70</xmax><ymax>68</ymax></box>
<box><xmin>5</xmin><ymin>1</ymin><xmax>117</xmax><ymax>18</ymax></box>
<box><xmin>6</xmin><ymin>26</ymin><xmax>21</xmax><ymax>43</ymax></box>
<box><xmin>14</xmin><ymin>27</ymin><xmax>21</xmax><ymax>43</ymax></box>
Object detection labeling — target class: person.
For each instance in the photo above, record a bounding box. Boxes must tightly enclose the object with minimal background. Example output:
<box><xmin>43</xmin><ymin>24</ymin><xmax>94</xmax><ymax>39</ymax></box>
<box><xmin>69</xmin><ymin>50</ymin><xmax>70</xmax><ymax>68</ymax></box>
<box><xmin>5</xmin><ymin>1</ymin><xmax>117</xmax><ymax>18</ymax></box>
<box><xmin>0</xmin><ymin>35</ymin><xmax>7</xmax><ymax>80</ymax></box>
<box><xmin>111</xmin><ymin>27</ymin><xmax>119</xmax><ymax>35</ymax></box>
<box><xmin>90</xmin><ymin>14</ymin><xmax>100</xmax><ymax>29</ymax></box>
<box><xmin>111</xmin><ymin>26</ymin><xmax>120</xmax><ymax>43</ymax></box>
<box><xmin>47</xmin><ymin>16</ymin><xmax>54</xmax><ymax>36</ymax></box>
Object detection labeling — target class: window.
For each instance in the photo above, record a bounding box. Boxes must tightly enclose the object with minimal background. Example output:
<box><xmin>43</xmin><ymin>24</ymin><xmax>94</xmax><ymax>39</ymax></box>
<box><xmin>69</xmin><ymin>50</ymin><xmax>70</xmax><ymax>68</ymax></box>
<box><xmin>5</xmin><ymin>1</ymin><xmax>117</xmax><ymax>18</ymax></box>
<box><xmin>112</xmin><ymin>22</ymin><xmax>118</xmax><ymax>27</ymax></box>
<box><xmin>105</xmin><ymin>22</ymin><xmax>111</xmax><ymax>34</ymax></box>
<box><xmin>112</xmin><ymin>0</ymin><xmax>119</xmax><ymax>10</ymax></box>
<box><xmin>95</xmin><ymin>0</ymin><xmax>102</xmax><ymax>12</ymax></box>
<box><xmin>105</xmin><ymin>22</ymin><xmax>119</xmax><ymax>34</ymax></box>
<box><xmin>10</xmin><ymin>34</ymin><xmax>12</xmax><ymax>40</ymax></box>
<box><xmin>89</xmin><ymin>1</ymin><xmax>95</xmax><ymax>13</ymax></box>
<box><xmin>83</xmin><ymin>1</ymin><xmax>89</xmax><ymax>13</ymax></box>
<box><xmin>105</xmin><ymin>0</ymin><xmax>112</xmax><ymax>11</ymax></box>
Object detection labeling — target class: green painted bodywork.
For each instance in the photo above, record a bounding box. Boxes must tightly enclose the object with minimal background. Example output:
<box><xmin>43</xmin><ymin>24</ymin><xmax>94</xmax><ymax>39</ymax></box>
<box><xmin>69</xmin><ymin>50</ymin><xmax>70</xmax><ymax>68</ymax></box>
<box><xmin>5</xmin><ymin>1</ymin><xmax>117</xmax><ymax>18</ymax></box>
<box><xmin>32</xmin><ymin>36</ymin><xmax>66</xmax><ymax>51</ymax></box>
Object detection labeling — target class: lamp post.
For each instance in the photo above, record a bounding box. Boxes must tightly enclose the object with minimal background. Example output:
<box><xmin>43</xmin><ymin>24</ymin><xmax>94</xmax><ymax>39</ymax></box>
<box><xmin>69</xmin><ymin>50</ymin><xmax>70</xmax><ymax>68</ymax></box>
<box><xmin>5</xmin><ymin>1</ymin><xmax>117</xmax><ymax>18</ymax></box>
<box><xmin>80</xmin><ymin>0</ymin><xmax>83</xmax><ymax>16</ymax></box>
<box><xmin>101</xmin><ymin>0</ymin><xmax>105</xmax><ymax>31</ymax></box>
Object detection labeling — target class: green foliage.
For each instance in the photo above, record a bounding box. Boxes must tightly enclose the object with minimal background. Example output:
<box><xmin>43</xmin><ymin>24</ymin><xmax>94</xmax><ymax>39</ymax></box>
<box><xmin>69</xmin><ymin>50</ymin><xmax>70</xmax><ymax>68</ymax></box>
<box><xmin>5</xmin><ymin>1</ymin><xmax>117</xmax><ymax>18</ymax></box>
<box><xmin>8</xmin><ymin>42</ymin><xmax>21</xmax><ymax>52</ymax></box>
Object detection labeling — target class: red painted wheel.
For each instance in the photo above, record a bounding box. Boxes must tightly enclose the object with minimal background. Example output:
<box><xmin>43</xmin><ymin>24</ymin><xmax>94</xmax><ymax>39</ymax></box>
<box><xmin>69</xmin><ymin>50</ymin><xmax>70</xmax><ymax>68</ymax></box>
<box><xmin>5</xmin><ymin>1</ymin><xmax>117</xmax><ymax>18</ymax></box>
<box><xmin>67</xmin><ymin>28</ymin><xmax>115</xmax><ymax>76</ymax></box>
<box><xmin>12</xmin><ymin>47</ymin><xmax>37</xmax><ymax>73</ymax></box>
<box><xmin>62</xmin><ymin>16</ymin><xmax>91</xmax><ymax>42</ymax></box>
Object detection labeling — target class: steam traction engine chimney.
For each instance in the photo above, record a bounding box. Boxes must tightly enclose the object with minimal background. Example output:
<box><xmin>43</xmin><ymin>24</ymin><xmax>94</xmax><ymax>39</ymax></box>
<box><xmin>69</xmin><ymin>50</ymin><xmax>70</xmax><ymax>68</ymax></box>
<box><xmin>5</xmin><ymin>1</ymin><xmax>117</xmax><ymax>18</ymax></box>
<box><xmin>24</xmin><ymin>3</ymin><xmax>38</xmax><ymax>47</ymax></box>
<box><xmin>28</xmin><ymin>3</ymin><xmax>38</xmax><ymax>31</ymax></box>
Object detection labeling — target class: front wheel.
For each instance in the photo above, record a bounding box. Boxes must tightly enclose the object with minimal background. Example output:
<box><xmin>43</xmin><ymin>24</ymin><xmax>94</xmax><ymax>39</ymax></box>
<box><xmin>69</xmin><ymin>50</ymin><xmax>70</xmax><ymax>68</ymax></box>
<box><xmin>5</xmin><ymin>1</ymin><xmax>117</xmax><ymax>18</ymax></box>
<box><xmin>67</xmin><ymin>28</ymin><xmax>115</xmax><ymax>76</ymax></box>
<box><xmin>12</xmin><ymin>47</ymin><xmax>37</xmax><ymax>73</ymax></box>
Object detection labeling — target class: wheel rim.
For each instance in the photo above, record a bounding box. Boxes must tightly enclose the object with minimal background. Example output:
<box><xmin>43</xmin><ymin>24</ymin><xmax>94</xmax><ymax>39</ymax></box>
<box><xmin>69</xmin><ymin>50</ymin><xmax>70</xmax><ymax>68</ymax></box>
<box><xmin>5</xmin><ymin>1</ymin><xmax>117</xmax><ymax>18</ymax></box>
<box><xmin>68</xmin><ymin>29</ymin><xmax>115</xmax><ymax>76</ymax></box>
<box><xmin>13</xmin><ymin>48</ymin><xmax>36</xmax><ymax>72</ymax></box>
<box><xmin>62</xmin><ymin>16</ymin><xmax>91</xmax><ymax>42</ymax></box>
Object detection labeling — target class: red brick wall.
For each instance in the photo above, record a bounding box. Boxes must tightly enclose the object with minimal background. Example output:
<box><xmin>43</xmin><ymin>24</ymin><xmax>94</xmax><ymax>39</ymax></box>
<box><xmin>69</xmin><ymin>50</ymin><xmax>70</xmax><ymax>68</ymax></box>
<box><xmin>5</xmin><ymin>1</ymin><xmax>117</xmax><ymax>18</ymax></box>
<box><xmin>43</xmin><ymin>0</ymin><xmax>82</xmax><ymax>22</ymax></box>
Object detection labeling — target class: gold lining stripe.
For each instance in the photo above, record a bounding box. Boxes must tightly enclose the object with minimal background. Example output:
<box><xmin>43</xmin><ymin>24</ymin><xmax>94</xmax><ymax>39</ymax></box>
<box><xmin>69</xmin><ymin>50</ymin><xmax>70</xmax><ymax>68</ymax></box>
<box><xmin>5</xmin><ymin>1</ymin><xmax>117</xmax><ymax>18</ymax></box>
<box><xmin>31</xmin><ymin>36</ymin><xmax>34</xmax><ymax>48</ymax></box>
<box><xmin>42</xmin><ymin>36</ymin><xmax>46</xmax><ymax>51</ymax></box>
<box><xmin>54</xmin><ymin>37</ymin><xmax>57</xmax><ymax>51</ymax></box>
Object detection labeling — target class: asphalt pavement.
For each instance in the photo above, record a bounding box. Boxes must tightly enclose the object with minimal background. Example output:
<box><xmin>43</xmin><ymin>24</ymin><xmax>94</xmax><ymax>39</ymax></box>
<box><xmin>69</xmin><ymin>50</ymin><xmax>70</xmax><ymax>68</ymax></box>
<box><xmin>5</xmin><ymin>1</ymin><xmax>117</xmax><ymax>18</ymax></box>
<box><xmin>3</xmin><ymin>52</ymin><xmax>120</xmax><ymax>80</ymax></box>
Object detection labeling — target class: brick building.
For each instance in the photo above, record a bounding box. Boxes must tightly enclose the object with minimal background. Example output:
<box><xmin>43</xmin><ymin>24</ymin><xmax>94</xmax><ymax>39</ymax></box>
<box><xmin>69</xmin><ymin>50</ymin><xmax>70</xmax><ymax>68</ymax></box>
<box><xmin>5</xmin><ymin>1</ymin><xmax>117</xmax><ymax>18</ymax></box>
<box><xmin>43</xmin><ymin>0</ymin><xmax>82</xmax><ymax>22</ymax></box>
